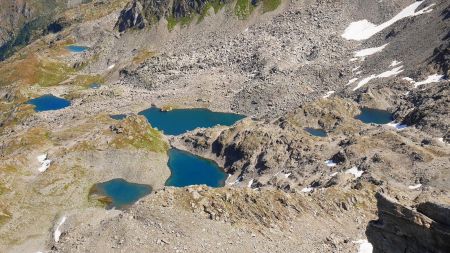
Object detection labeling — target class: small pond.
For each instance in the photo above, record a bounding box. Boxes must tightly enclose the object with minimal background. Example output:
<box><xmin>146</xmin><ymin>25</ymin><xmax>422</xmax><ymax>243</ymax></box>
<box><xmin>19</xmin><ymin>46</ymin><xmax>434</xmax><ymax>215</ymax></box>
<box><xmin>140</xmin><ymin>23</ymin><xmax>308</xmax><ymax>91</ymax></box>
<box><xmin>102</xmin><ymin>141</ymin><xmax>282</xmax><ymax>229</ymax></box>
<box><xmin>110</xmin><ymin>114</ymin><xmax>127</xmax><ymax>120</ymax></box>
<box><xmin>89</xmin><ymin>178</ymin><xmax>152</xmax><ymax>209</ymax></box>
<box><xmin>89</xmin><ymin>83</ymin><xmax>101</xmax><ymax>89</ymax></box>
<box><xmin>27</xmin><ymin>94</ymin><xmax>70</xmax><ymax>112</ymax></box>
<box><xmin>304</xmin><ymin>127</ymin><xmax>327</xmax><ymax>137</ymax></box>
<box><xmin>355</xmin><ymin>108</ymin><xmax>393</xmax><ymax>124</ymax></box>
<box><xmin>166</xmin><ymin>149</ymin><xmax>227</xmax><ymax>188</ymax></box>
<box><xmin>138</xmin><ymin>107</ymin><xmax>245</xmax><ymax>135</ymax></box>
<box><xmin>66</xmin><ymin>45</ymin><xmax>88</xmax><ymax>53</ymax></box>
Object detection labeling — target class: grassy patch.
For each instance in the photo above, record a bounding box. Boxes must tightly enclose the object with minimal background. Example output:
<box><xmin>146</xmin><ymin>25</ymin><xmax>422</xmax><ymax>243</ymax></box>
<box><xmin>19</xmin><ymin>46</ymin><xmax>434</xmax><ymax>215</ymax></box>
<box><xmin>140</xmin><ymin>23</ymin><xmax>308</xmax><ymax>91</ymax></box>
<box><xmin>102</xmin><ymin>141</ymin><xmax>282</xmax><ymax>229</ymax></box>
<box><xmin>72</xmin><ymin>74</ymin><xmax>104</xmax><ymax>88</ymax></box>
<box><xmin>132</xmin><ymin>50</ymin><xmax>156</xmax><ymax>65</ymax></box>
<box><xmin>36</xmin><ymin>59</ymin><xmax>74</xmax><ymax>87</ymax></box>
<box><xmin>109</xmin><ymin>116</ymin><xmax>169</xmax><ymax>153</ymax></box>
<box><xmin>235</xmin><ymin>0</ymin><xmax>255</xmax><ymax>19</ymax></box>
<box><xmin>167</xmin><ymin>14</ymin><xmax>195</xmax><ymax>31</ymax></box>
<box><xmin>4</xmin><ymin>127</ymin><xmax>50</xmax><ymax>155</ymax></box>
<box><xmin>262</xmin><ymin>0</ymin><xmax>281</xmax><ymax>12</ymax></box>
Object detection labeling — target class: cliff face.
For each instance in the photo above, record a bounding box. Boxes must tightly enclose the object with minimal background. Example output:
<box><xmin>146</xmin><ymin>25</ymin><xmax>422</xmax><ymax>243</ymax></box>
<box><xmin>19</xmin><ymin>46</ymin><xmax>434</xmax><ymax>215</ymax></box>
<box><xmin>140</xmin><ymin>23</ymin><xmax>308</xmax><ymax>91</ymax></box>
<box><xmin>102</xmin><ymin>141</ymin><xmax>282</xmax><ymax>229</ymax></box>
<box><xmin>116</xmin><ymin>0</ymin><xmax>241</xmax><ymax>32</ymax></box>
<box><xmin>0</xmin><ymin>0</ymin><xmax>68</xmax><ymax>60</ymax></box>
<box><xmin>367</xmin><ymin>193</ymin><xmax>450</xmax><ymax>253</ymax></box>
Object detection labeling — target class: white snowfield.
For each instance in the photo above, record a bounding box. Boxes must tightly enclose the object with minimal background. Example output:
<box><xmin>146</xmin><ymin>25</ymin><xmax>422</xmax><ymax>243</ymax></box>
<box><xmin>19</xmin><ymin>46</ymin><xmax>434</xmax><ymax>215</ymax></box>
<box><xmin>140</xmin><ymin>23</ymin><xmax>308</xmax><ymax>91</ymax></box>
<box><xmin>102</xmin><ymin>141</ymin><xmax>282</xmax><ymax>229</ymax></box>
<box><xmin>300</xmin><ymin>187</ymin><xmax>314</xmax><ymax>193</ymax></box>
<box><xmin>345</xmin><ymin>166</ymin><xmax>364</xmax><ymax>179</ymax></box>
<box><xmin>353</xmin><ymin>66</ymin><xmax>403</xmax><ymax>90</ymax></box>
<box><xmin>347</xmin><ymin>78</ymin><xmax>358</xmax><ymax>86</ymax></box>
<box><xmin>37</xmin><ymin>154</ymin><xmax>52</xmax><ymax>173</ymax></box>
<box><xmin>353</xmin><ymin>239</ymin><xmax>373</xmax><ymax>253</ymax></box>
<box><xmin>322</xmin><ymin>90</ymin><xmax>335</xmax><ymax>98</ymax></box>
<box><xmin>54</xmin><ymin>216</ymin><xmax>67</xmax><ymax>242</ymax></box>
<box><xmin>342</xmin><ymin>1</ymin><xmax>434</xmax><ymax>41</ymax></box>
<box><xmin>385</xmin><ymin>121</ymin><xmax>407</xmax><ymax>130</ymax></box>
<box><xmin>402</xmin><ymin>74</ymin><xmax>445</xmax><ymax>88</ymax></box>
<box><xmin>325</xmin><ymin>160</ymin><xmax>337</xmax><ymax>167</ymax></box>
<box><xmin>408</xmin><ymin>184</ymin><xmax>422</xmax><ymax>190</ymax></box>
<box><xmin>354</xmin><ymin>43</ymin><xmax>388</xmax><ymax>57</ymax></box>
<box><xmin>390</xmin><ymin>60</ymin><xmax>402</xmax><ymax>67</ymax></box>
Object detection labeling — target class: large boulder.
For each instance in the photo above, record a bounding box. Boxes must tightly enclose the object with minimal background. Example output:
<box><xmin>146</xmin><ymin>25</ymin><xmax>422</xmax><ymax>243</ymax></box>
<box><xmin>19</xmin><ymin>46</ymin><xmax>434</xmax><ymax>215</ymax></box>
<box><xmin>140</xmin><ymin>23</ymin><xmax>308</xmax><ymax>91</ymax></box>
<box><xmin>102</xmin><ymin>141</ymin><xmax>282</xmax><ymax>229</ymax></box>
<box><xmin>366</xmin><ymin>193</ymin><xmax>450</xmax><ymax>253</ymax></box>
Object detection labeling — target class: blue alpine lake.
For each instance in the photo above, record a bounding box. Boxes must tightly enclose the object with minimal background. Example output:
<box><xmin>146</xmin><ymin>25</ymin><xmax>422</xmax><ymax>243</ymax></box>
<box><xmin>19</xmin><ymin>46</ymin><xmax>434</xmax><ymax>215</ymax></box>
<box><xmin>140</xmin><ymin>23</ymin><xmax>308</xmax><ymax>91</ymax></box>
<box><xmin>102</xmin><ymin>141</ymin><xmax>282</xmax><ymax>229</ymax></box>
<box><xmin>304</xmin><ymin>127</ymin><xmax>327</xmax><ymax>137</ymax></box>
<box><xmin>138</xmin><ymin>107</ymin><xmax>245</xmax><ymax>135</ymax></box>
<box><xmin>89</xmin><ymin>83</ymin><xmax>101</xmax><ymax>89</ymax></box>
<box><xmin>355</xmin><ymin>108</ymin><xmax>393</xmax><ymax>124</ymax></box>
<box><xmin>166</xmin><ymin>149</ymin><xmax>227</xmax><ymax>188</ymax></box>
<box><xmin>66</xmin><ymin>45</ymin><xmax>88</xmax><ymax>53</ymax></box>
<box><xmin>110</xmin><ymin>114</ymin><xmax>127</xmax><ymax>120</ymax></box>
<box><xmin>90</xmin><ymin>178</ymin><xmax>152</xmax><ymax>209</ymax></box>
<box><xmin>27</xmin><ymin>94</ymin><xmax>70</xmax><ymax>112</ymax></box>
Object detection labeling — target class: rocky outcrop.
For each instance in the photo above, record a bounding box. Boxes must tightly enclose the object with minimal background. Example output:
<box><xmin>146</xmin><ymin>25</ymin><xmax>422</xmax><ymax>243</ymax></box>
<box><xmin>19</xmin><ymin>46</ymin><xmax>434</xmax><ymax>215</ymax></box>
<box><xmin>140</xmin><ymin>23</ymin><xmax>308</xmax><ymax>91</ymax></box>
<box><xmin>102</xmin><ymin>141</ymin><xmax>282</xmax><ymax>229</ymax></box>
<box><xmin>116</xmin><ymin>0</ymin><xmax>149</xmax><ymax>32</ymax></box>
<box><xmin>366</xmin><ymin>193</ymin><xmax>450</xmax><ymax>253</ymax></box>
<box><xmin>116</xmin><ymin>0</ymin><xmax>242</xmax><ymax>31</ymax></box>
<box><xmin>394</xmin><ymin>82</ymin><xmax>449</xmax><ymax>139</ymax></box>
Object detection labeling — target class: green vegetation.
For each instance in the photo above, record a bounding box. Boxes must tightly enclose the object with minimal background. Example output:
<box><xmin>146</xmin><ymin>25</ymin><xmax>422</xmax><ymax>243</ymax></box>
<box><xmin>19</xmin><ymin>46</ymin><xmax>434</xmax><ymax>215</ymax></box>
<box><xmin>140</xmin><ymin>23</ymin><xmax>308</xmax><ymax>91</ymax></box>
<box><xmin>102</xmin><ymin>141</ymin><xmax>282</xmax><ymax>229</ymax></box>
<box><xmin>36</xmin><ymin>60</ymin><xmax>75</xmax><ymax>87</ymax></box>
<box><xmin>109</xmin><ymin>116</ymin><xmax>169</xmax><ymax>153</ymax></box>
<box><xmin>133</xmin><ymin>50</ymin><xmax>156</xmax><ymax>64</ymax></box>
<box><xmin>235</xmin><ymin>0</ymin><xmax>255</xmax><ymax>19</ymax></box>
<box><xmin>262</xmin><ymin>0</ymin><xmax>281</xmax><ymax>12</ymax></box>
<box><xmin>198</xmin><ymin>0</ymin><xmax>226</xmax><ymax>23</ymax></box>
<box><xmin>167</xmin><ymin>14</ymin><xmax>195</xmax><ymax>31</ymax></box>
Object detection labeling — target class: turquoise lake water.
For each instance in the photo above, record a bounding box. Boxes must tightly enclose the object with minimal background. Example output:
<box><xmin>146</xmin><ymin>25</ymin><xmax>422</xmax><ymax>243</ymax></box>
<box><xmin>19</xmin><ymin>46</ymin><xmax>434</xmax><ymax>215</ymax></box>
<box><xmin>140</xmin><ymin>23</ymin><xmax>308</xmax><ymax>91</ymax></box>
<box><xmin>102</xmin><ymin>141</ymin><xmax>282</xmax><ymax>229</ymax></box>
<box><xmin>89</xmin><ymin>83</ymin><xmax>101</xmax><ymax>89</ymax></box>
<box><xmin>166</xmin><ymin>149</ymin><xmax>227</xmax><ymax>188</ymax></box>
<box><xmin>304</xmin><ymin>127</ymin><xmax>327</xmax><ymax>137</ymax></box>
<box><xmin>27</xmin><ymin>94</ymin><xmax>70</xmax><ymax>112</ymax></box>
<box><xmin>91</xmin><ymin>178</ymin><xmax>152</xmax><ymax>209</ymax></box>
<box><xmin>138</xmin><ymin>107</ymin><xmax>245</xmax><ymax>135</ymax></box>
<box><xmin>66</xmin><ymin>45</ymin><xmax>88</xmax><ymax>53</ymax></box>
<box><xmin>356</xmin><ymin>108</ymin><xmax>393</xmax><ymax>124</ymax></box>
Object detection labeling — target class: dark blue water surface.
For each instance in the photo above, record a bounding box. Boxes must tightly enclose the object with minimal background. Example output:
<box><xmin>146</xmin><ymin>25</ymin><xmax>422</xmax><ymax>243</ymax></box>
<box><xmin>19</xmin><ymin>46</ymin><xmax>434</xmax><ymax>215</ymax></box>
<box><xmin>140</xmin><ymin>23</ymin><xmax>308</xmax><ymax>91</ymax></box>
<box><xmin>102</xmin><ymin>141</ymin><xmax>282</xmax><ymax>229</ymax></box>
<box><xmin>166</xmin><ymin>149</ymin><xmax>227</xmax><ymax>188</ymax></box>
<box><xmin>89</xmin><ymin>83</ymin><xmax>101</xmax><ymax>89</ymax></box>
<box><xmin>66</xmin><ymin>45</ymin><xmax>88</xmax><ymax>53</ymax></box>
<box><xmin>138</xmin><ymin>107</ymin><xmax>245</xmax><ymax>135</ymax></box>
<box><xmin>356</xmin><ymin>108</ymin><xmax>393</xmax><ymax>124</ymax></box>
<box><xmin>305</xmin><ymin>127</ymin><xmax>327</xmax><ymax>137</ymax></box>
<box><xmin>91</xmin><ymin>178</ymin><xmax>152</xmax><ymax>209</ymax></box>
<box><xmin>110</xmin><ymin>114</ymin><xmax>127</xmax><ymax>120</ymax></box>
<box><xmin>27</xmin><ymin>94</ymin><xmax>70</xmax><ymax>112</ymax></box>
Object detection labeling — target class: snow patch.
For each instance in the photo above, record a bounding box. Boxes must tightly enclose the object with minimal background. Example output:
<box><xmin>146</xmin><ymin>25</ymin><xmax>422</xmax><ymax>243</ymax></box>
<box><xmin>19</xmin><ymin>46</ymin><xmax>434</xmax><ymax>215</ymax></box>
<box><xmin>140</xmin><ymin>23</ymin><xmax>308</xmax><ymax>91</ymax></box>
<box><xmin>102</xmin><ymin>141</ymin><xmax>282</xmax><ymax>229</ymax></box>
<box><xmin>247</xmin><ymin>179</ymin><xmax>254</xmax><ymax>188</ymax></box>
<box><xmin>353</xmin><ymin>66</ymin><xmax>403</xmax><ymax>90</ymax></box>
<box><xmin>353</xmin><ymin>239</ymin><xmax>373</xmax><ymax>253</ymax></box>
<box><xmin>403</xmin><ymin>74</ymin><xmax>445</xmax><ymax>88</ymax></box>
<box><xmin>352</xmin><ymin>66</ymin><xmax>361</xmax><ymax>72</ymax></box>
<box><xmin>342</xmin><ymin>1</ymin><xmax>433</xmax><ymax>41</ymax></box>
<box><xmin>325</xmin><ymin>160</ymin><xmax>337</xmax><ymax>167</ymax></box>
<box><xmin>377</xmin><ymin>66</ymin><xmax>404</xmax><ymax>78</ymax></box>
<box><xmin>54</xmin><ymin>216</ymin><xmax>67</xmax><ymax>242</ymax></box>
<box><xmin>322</xmin><ymin>91</ymin><xmax>335</xmax><ymax>98</ymax></box>
<box><xmin>37</xmin><ymin>154</ymin><xmax>47</xmax><ymax>163</ymax></box>
<box><xmin>347</xmin><ymin>78</ymin><xmax>358</xmax><ymax>86</ymax></box>
<box><xmin>330</xmin><ymin>172</ymin><xmax>338</xmax><ymax>177</ymax></box>
<box><xmin>408</xmin><ymin>184</ymin><xmax>422</xmax><ymax>190</ymax></box>
<box><xmin>345</xmin><ymin>166</ymin><xmax>364</xmax><ymax>178</ymax></box>
<box><xmin>300</xmin><ymin>187</ymin><xmax>314</xmax><ymax>193</ymax></box>
<box><xmin>353</xmin><ymin>75</ymin><xmax>377</xmax><ymax>90</ymax></box>
<box><xmin>385</xmin><ymin>121</ymin><xmax>407</xmax><ymax>130</ymax></box>
<box><xmin>354</xmin><ymin>43</ymin><xmax>388</xmax><ymax>57</ymax></box>
<box><xmin>284</xmin><ymin>173</ymin><xmax>291</xmax><ymax>178</ymax></box>
<box><xmin>107</xmin><ymin>64</ymin><xmax>115</xmax><ymax>70</ymax></box>
<box><xmin>349</xmin><ymin>58</ymin><xmax>359</xmax><ymax>62</ymax></box>
<box><xmin>37</xmin><ymin>154</ymin><xmax>52</xmax><ymax>173</ymax></box>
<box><xmin>437</xmin><ymin>138</ymin><xmax>448</xmax><ymax>145</ymax></box>
<box><xmin>390</xmin><ymin>60</ymin><xmax>402</xmax><ymax>67</ymax></box>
